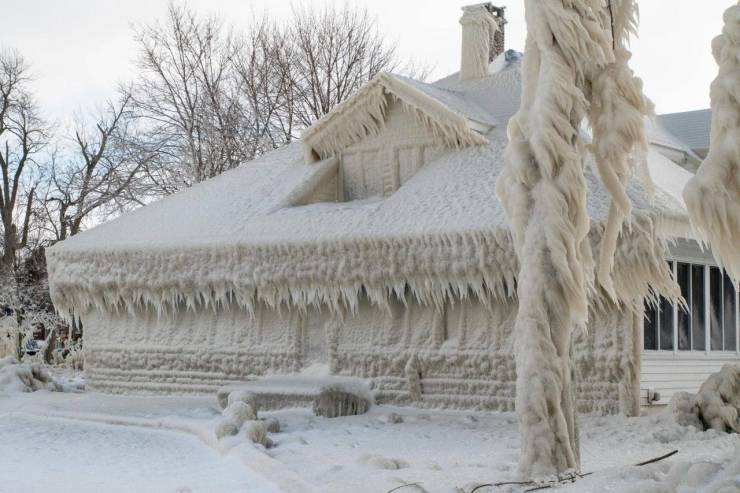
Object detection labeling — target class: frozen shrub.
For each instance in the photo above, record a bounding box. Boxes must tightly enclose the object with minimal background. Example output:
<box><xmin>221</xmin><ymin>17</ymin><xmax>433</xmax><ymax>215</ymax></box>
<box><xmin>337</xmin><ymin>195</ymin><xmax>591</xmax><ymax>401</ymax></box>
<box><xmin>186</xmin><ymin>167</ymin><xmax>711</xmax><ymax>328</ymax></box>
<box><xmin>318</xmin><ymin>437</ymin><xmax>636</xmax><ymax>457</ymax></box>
<box><xmin>216</xmin><ymin>387</ymin><xmax>230</xmax><ymax>409</ymax></box>
<box><xmin>0</xmin><ymin>356</ymin><xmax>62</xmax><ymax>394</ymax></box>
<box><xmin>243</xmin><ymin>420</ymin><xmax>268</xmax><ymax>446</ymax></box>
<box><xmin>263</xmin><ymin>417</ymin><xmax>280</xmax><ymax>433</ymax></box>
<box><xmin>215</xmin><ymin>418</ymin><xmax>240</xmax><ymax>439</ymax></box>
<box><xmin>313</xmin><ymin>387</ymin><xmax>369</xmax><ymax>418</ymax></box>
<box><xmin>670</xmin><ymin>364</ymin><xmax>739</xmax><ymax>433</ymax></box>
<box><xmin>694</xmin><ymin>364</ymin><xmax>739</xmax><ymax>432</ymax></box>
<box><xmin>223</xmin><ymin>401</ymin><xmax>256</xmax><ymax>424</ymax></box>
<box><xmin>669</xmin><ymin>392</ymin><xmax>703</xmax><ymax>430</ymax></box>
<box><xmin>228</xmin><ymin>390</ymin><xmax>260</xmax><ymax>414</ymax></box>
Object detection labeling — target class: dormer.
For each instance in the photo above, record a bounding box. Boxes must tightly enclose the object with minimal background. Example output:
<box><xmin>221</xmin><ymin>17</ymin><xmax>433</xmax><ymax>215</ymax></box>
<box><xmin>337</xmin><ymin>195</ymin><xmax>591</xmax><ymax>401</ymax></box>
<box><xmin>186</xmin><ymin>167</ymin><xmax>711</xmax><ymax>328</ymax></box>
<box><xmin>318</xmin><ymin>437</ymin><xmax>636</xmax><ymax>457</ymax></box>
<box><xmin>300</xmin><ymin>73</ymin><xmax>496</xmax><ymax>202</ymax></box>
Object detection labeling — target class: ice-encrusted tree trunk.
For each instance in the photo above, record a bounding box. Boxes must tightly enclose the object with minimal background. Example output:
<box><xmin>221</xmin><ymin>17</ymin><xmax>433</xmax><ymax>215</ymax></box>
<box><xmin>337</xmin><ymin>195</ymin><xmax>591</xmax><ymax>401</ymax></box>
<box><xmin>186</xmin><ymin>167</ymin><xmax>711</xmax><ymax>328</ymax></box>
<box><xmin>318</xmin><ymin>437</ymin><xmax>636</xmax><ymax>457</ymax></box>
<box><xmin>0</xmin><ymin>50</ymin><xmax>47</xmax><ymax>316</ymax></box>
<box><xmin>683</xmin><ymin>2</ymin><xmax>740</xmax><ymax>283</ymax></box>
<box><xmin>496</xmin><ymin>0</ymin><xmax>652</xmax><ymax>478</ymax></box>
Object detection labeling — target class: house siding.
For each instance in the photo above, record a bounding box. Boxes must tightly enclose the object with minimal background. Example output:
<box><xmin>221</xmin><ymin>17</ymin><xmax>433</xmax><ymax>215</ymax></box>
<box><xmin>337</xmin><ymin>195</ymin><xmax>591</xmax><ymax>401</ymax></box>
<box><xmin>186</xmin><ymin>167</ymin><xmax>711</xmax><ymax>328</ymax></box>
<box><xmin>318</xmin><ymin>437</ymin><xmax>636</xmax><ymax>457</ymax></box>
<box><xmin>640</xmin><ymin>352</ymin><xmax>739</xmax><ymax>404</ymax></box>
<box><xmin>639</xmin><ymin>238</ymin><xmax>740</xmax><ymax>404</ymax></box>
<box><xmin>81</xmin><ymin>294</ymin><xmax>640</xmax><ymax>415</ymax></box>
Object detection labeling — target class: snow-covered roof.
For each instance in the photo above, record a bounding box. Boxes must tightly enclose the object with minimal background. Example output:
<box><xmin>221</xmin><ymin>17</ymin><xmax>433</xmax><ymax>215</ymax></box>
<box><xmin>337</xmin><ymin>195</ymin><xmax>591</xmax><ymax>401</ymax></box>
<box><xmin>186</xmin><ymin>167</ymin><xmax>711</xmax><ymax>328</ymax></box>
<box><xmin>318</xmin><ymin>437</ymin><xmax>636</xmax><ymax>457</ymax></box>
<box><xmin>645</xmin><ymin>118</ymin><xmax>701</xmax><ymax>162</ymax></box>
<box><xmin>656</xmin><ymin>109</ymin><xmax>712</xmax><ymax>152</ymax></box>
<box><xmin>47</xmin><ymin>52</ymin><xmax>692</xmax><ymax>317</ymax></box>
<box><xmin>301</xmin><ymin>73</ymin><xmax>491</xmax><ymax>162</ymax></box>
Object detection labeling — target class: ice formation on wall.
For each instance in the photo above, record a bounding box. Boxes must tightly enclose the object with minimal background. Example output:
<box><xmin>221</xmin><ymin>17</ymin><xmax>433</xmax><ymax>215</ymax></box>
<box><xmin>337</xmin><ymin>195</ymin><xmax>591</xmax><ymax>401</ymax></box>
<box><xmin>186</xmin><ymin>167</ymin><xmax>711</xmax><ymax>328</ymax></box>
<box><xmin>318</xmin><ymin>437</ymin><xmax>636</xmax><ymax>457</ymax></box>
<box><xmin>496</xmin><ymin>0</ymin><xmax>654</xmax><ymax>478</ymax></box>
<box><xmin>683</xmin><ymin>2</ymin><xmax>740</xmax><ymax>284</ymax></box>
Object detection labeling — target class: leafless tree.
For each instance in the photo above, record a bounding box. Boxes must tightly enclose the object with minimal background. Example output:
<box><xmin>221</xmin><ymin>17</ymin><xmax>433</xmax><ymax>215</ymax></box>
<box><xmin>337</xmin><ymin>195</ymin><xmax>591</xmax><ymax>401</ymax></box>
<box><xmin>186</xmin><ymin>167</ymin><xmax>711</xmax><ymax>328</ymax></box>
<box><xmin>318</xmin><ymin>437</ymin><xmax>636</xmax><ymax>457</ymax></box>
<box><xmin>234</xmin><ymin>17</ymin><xmax>299</xmax><ymax>154</ymax></box>
<box><xmin>43</xmin><ymin>94</ymin><xmax>147</xmax><ymax>242</ymax></box>
<box><xmin>234</xmin><ymin>5</ymin><xmax>428</xmax><ymax>151</ymax></box>
<box><xmin>127</xmin><ymin>2</ymin><xmax>246</xmax><ymax>194</ymax></box>
<box><xmin>127</xmin><ymin>2</ymin><xmax>428</xmax><ymax>195</ymax></box>
<box><xmin>288</xmin><ymin>4</ymin><xmax>407</xmax><ymax>126</ymax></box>
<box><xmin>0</xmin><ymin>50</ymin><xmax>48</xmax><ymax>306</ymax></box>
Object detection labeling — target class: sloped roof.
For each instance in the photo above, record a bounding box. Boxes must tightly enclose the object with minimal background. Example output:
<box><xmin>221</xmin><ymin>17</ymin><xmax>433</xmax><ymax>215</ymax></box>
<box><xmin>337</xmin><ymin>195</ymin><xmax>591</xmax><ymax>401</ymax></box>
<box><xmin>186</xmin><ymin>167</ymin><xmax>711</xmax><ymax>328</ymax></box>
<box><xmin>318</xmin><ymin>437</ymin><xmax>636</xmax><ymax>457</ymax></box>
<box><xmin>47</xmin><ymin>54</ymin><xmax>691</xmax><ymax>317</ymax></box>
<box><xmin>644</xmin><ymin>118</ymin><xmax>701</xmax><ymax>161</ymax></box>
<box><xmin>300</xmin><ymin>73</ymin><xmax>493</xmax><ymax>161</ymax></box>
<box><xmin>656</xmin><ymin>109</ymin><xmax>712</xmax><ymax>152</ymax></box>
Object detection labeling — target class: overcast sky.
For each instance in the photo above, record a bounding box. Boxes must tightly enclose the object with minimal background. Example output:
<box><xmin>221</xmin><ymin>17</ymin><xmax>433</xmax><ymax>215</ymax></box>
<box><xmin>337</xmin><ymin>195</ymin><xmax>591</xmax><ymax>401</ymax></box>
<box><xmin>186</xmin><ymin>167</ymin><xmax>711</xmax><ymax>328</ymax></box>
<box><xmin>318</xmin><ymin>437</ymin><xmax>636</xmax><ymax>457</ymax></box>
<box><xmin>1</xmin><ymin>0</ymin><xmax>730</xmax><ymax>122</ymax></box>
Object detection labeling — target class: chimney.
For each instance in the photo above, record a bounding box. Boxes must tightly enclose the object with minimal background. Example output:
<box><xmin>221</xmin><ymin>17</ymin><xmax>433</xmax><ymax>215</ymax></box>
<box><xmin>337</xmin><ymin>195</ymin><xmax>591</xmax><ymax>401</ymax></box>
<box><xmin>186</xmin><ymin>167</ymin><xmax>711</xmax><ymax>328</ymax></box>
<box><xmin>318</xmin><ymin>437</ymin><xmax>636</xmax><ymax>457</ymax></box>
<box><xmin>459</xmin><ymin>3</ymin><xmax>505</xmax><ymax>81</ymax></box>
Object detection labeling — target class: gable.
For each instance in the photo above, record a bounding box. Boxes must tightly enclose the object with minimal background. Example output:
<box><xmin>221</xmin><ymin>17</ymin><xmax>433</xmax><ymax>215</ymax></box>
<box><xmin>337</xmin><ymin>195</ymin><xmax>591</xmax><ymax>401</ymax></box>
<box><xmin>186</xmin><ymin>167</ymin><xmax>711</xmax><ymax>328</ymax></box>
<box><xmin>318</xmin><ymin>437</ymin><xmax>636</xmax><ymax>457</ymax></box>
<box><xmin>299</xmin><ymin>73</ymin><xmax>494</xmax><ymax>202</ymax></box>
<box><xmin>338</xmin><ymin>97</ymin><xmax>448</xmax><ymax>200</ymax></box>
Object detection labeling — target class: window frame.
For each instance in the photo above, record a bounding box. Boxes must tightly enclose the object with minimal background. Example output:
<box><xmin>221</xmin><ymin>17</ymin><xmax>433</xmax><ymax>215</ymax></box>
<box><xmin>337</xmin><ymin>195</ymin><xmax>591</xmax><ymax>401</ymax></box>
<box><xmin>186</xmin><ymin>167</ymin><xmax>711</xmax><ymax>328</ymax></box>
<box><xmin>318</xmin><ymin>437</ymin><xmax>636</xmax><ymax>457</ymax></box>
<box><xmin>643</xmin><ymin>256</ymin><xmax>740</xmax><ymax>356</ymax></box>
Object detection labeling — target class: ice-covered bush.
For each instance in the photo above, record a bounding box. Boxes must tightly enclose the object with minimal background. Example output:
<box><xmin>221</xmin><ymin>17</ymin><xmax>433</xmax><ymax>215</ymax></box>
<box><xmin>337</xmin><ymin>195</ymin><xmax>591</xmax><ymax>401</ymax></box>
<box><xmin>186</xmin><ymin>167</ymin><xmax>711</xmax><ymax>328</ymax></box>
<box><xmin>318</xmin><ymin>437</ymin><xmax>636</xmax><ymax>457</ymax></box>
<box><xmin>0</xmin><ymin>356</ymin><xmax>62</xmax><ymax>394</ymax></box>
<box><xmin>223</xmin><ymin>401</ymin><xmax>257</xmax><ymax>424</ymax></box>
<box><xmin>242</xmin><ymin>420</ymin><xmax>268</xmax><ymax>447</ymax></box>
<box><xmin>670</xmin><ymin>364</ymin><xmax>739</xmax><ymax>433</ymax></box>
<box><xmin>313</xmin><ymin>386</ymin><xmax>370</xmax><ymax>418</ymax></box>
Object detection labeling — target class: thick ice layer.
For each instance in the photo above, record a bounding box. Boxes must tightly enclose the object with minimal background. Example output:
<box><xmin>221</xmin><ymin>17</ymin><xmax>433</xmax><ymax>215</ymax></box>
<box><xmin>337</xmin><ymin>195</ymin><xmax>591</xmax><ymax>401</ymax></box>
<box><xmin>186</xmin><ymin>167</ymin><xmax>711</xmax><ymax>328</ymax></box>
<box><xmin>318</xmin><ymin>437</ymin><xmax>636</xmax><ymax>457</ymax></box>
<box><xmin>79</xmin><ymin>291</ymin><xmax>641</xmax><ymax>417</ymax></box>
<box><xmin>684</xmin><ymin>3</ymin><xmax>740</xmax><ymax>283</ymax></box>
<box><xmin>46</xmin><ymin>130</ymin><xmax>684</xmax><ymax>322</ymax></box>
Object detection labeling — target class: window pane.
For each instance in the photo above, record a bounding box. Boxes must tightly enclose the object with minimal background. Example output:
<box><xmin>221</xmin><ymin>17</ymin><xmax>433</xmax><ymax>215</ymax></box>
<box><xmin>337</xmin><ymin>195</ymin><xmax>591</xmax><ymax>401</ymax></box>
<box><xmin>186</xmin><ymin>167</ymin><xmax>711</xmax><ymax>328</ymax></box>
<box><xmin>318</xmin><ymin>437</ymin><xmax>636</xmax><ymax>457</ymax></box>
<box><xmin>710</xmin><ymin>267</ymin><xmax>723</xmax><ymax>350</ymax></box>
<box><xmin>644</xmin><ymin>301</ymin><xmax>657</xmax><ymax>350</ymax></box>
<box><xmin>724</xmin><ymin>272</ymin><xmax>737</xmax><ymax>351</ymax></box>
<box><xmin>691</xmin><ymin>264</ymin><xmax>706</xmax><ymax>351</ymax></box>
<box><xmin>659</xmin><ymin>295</ymin><xmax>674</xmax><ymax>350</ymax></box>
<box><xmin>677</xmin><ymin>262</ymin><xmax>691</xmax><ymax>350</ymax></box>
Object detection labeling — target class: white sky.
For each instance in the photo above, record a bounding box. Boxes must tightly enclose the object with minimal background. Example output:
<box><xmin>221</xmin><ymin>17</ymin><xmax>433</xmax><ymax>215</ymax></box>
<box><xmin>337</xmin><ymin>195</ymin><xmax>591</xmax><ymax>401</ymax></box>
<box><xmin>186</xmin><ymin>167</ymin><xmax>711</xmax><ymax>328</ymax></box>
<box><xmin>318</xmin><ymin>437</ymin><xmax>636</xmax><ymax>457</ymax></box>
<box><xmin>1</xmin><ymin>0</ymin><xmax>730</xmax><ymax>122</ymax></box>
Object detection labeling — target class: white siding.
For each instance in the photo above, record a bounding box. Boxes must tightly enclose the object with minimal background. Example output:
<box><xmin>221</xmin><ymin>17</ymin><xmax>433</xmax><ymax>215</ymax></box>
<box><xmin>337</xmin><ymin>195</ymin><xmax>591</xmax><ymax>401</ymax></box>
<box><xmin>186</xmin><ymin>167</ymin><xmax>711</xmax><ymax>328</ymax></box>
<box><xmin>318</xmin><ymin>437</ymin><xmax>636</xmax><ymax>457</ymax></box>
<box><xmin>641</xmin><ymin>352</ymin><xmax>740</xmax><ymax>404</ymax></box>
<box><xmin>640</xmin><ymin>238</ymin><xmax>740</xmax><ymax>404</ymax></box>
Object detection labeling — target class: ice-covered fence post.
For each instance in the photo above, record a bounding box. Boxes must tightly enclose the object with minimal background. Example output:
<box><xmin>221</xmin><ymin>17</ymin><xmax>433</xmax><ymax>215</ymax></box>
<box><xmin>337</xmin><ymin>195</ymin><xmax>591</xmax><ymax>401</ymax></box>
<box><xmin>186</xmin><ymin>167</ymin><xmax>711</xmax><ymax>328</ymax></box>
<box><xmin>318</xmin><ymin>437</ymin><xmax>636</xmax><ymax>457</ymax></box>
<box><xmin>496</xmin><ymin>0</ymin><xmax>651</xmax><ymax>478</ymax></box>
<box><xmin>683</xmin><ymin>2</ymin><xmax>740</xmax><ymax>284</ymax></box>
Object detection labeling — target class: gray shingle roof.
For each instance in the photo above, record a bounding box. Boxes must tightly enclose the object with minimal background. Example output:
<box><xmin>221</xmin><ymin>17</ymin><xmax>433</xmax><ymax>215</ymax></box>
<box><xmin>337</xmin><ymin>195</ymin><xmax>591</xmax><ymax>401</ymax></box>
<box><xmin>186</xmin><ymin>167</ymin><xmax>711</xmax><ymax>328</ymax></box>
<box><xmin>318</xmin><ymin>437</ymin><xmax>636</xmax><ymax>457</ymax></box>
<box><xmin>656</xmin><ymin>109</ymin><xmax>711</xmax><ymax>152</ymax></box>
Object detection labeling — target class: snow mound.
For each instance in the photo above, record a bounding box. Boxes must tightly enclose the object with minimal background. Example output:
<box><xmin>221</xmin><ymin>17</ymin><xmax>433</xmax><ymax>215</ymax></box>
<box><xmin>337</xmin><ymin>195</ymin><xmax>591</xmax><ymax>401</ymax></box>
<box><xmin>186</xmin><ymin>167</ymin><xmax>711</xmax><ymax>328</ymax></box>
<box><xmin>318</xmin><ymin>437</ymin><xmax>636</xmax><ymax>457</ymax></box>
<box><xmin>669</xmin><ymin>364</ymin><xmax>739</xmax><ymax>433</ymax></box>
<box><xmin>217</xmin><ymin>375</ymin><xmax>373</xmax><ymax>417</ymax></box>
<box><xmin>0</xmin><ymin>357</ymin><xmax>62</xmax><ymax>394</ymax></box>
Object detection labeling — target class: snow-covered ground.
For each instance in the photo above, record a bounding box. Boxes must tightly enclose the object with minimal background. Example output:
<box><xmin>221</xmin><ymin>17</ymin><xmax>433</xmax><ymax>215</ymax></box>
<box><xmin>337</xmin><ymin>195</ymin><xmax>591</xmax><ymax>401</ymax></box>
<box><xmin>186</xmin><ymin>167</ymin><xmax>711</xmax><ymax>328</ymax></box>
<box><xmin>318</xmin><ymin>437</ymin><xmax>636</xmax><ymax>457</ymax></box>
<box><xmin>0</xmin><ymin>414</ymin><xmax>279</xmax><ymax>493</ymax></box>
<box><xmin>267</xmin><ymin>406</ymin><xmax>739</xmax><ymax>492</ymax></box>
<box><xmin>1</xmin><ymin>383</ymin><xmax>737</xmax><ymax>493</ymax></box>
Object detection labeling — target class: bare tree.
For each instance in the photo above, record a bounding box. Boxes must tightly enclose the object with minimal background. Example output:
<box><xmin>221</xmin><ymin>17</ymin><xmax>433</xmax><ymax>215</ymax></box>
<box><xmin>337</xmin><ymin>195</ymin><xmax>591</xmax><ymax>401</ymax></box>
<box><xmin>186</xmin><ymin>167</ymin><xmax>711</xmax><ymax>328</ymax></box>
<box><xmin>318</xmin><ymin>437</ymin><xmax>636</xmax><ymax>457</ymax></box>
<box><xmin>127</xmin><ymin>2</ymin><xmax>428</xmax><ymax>195</ymax></box>
<box><xmin>43</xmin><ymin>94</ymin><xmax>147</xmax><ymax>242</ymax></box>
<box><xmin>0</xmin><ymin>50</ymin><xmax>47</xmax><ymax>309</ymax></box>
<box><xmin>127</xmin><ymin>2</ymin><xmax>246</xmax><ymax>194</ymax></box>
<box><xmin>234</xmin><ymin>18</ymin><xmax>299</xmax><ymax>154</ymax></box>
<box><xmin>288</xmin><ymin>4</ymin><xmax>405</xmax><ymax>126</ymax></box>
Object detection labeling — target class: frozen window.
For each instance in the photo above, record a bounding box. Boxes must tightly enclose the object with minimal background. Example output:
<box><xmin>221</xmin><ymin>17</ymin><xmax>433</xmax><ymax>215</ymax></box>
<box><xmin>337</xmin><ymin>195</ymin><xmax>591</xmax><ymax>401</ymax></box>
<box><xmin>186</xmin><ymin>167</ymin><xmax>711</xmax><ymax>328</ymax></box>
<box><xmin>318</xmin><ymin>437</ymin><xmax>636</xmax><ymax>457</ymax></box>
<box><xmin>724</xmin><ymin>272</ymin><xmax>737</xmax><ymax>352</ymax></box>
<box><xmin>676</xmin><ymin>262</ymin><xmax>691</xmax><ymax>350</ymax></box>
<box><xmin>644</xmin><ymin>300</ymin><xmax>657</xmax><ymax>350</ymax></box>
<box><xmin>691</xmin><ymin>264</ymin><xmax>706</xmax><ymax>351</ymax></box>
<box><xmin>710</xmin><ymin>267</ymin><xmax>723</xmax><ymax>350</ymax></box>
<box><xmin>643</xmin><ymin>261</ymin><xmax>738</xmax><ymax>353</ymax></box>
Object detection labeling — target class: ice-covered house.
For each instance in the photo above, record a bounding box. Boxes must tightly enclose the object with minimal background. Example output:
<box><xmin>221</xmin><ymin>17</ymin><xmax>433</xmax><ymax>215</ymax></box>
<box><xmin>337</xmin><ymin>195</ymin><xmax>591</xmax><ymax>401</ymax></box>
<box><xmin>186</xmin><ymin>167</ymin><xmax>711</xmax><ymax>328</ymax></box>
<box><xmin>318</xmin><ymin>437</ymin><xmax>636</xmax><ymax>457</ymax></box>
<box><xmin>46</xmin><ymin>4</ymin><xmax>738</xmax><ymax>414</ymax></box>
